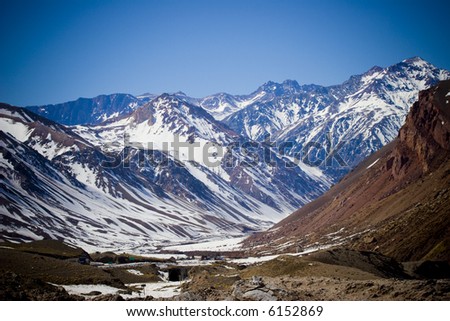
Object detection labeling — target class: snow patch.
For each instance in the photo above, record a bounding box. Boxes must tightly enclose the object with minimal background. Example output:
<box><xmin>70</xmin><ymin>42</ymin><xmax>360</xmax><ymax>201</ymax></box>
<box><xmin>367</xmin><ymin>158</ymin><xmax>380</xmax><ymax>169</ymax></box>
<box><xmin>61</xmin><ymin>281</ymin><xmax>183</xmax><ymax>299</ymax></box>
<box><xmin>0</xmin><ymin>118</ymin><xmax>31</xmax><ymax>142</ymax></box>
<box><xmin>163</xmin><ymin>237</ymin><xmax>246</xmax><ymax>252</ymax></box>
<box><xmin>127</xmin><ymin>269</ymin><xmax>144</xmax><ymax>276</ymax></box>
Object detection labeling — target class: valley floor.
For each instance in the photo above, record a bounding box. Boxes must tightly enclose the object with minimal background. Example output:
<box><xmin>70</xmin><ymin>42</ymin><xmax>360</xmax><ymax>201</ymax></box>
<box><xmin>0</xmin><ymin>240</ymin><xmax>449</xmax><ymax>301</ymax></box>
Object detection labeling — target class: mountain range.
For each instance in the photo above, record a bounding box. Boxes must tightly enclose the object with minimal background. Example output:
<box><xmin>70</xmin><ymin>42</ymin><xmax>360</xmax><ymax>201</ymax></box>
<box><xmin>1</xmin><ymin>57</ymin><xmax>449</xmax><ymax>252</ymax></box>
<box><xmin>245</xmin><ymin>79</ymin><xmax>450</xmax><ymax>262</ymax></box>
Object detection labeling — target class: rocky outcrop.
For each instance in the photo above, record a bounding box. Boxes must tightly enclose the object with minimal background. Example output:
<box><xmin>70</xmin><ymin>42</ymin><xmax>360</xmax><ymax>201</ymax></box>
<box><xmin>232</xmin><ymin>276</ymin><xmax>278</xmax><ymax>301</ymax></box>
<box><xmin>392</xmin><ymin>79</ymin><xmax>450</xmax><ymax>177</ymax></box>
<box><xmin>0</xmin><ymin>272</ymin><xmax>82</xmax><ymax>301</ymax></box>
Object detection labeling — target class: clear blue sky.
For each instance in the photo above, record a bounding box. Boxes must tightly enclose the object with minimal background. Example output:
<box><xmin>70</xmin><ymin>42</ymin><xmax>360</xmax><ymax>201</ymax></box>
<box><xmin>1</xmin><ymin>0</ymin><xmax>449</xmax><ymax>106</ymax></box>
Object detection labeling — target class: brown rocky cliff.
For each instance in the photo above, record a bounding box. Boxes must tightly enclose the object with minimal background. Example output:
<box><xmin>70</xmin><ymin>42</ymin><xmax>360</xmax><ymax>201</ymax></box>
<box><xmin>392</xmin><ymin>80</ymin><xmax>450</xmax><ymax>177</ymax></box>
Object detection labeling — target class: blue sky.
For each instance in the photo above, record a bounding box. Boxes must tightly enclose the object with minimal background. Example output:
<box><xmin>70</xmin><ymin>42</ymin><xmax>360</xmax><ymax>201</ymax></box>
<box><xmin>1</xmin><ymin>0</ymin><xmax>449</xmax><ymax>106</ymax></box>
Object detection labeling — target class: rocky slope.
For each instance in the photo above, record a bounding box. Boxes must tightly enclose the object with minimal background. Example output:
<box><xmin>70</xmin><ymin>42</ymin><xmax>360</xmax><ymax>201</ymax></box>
<box><xmin>244</xmin><ymin>80</ymin><xmax>450</xmax><ymax>262</ymax></box>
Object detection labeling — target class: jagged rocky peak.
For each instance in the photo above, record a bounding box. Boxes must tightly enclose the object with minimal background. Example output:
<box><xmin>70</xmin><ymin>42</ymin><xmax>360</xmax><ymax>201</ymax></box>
<box><xmin>402</xmin><ymin>56</ymin><xmax>428</xmax><ymax>65</ymax></box>
<box><xmin>257</xmin><ymin>79</ymin><xmax>301</xmax><ymax>95</ymax></box>
<box><xmin>129</xmin><ymin>94</ymin><xmax>171</xmax><ymax>124</ymax></box>
<box><xmin>151</xmin><ymin>93</ymin><xmax>201</xmax><ymax>112</ymax></box>
<box><xmin>282</xmin><ymin>79</ymin><xmax>301</xmax><ymax>89</ymax></box>
<box><xmin>366</xmin><ymin>65</ymin><xmax>383</xmax><ymax>74</ymax></box>
<box><xmin>173</xmin><ymin>91</ymin><xmax>188</xmax><ymax>96</ymax></box>
<box><xmin>131</xmin><ymin>93</ymin><xmax>201</xmax><ymax>124</ymax></box>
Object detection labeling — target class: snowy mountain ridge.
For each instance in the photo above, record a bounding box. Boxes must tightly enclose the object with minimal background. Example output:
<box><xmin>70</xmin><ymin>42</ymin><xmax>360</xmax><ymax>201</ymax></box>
<box><xmin>1</xmin><ymin>98</ymin><xmax>329</xmax><ymax>252</ymax></box>
<box><xmin>1</xmin><ymin>57</ymin><xmax>448</xmax><ymax>251</ymax></box>
<box><xmin>224</xmin><ymin>57</ymin><xmax>449</xmax><ymax>179</ymax></box>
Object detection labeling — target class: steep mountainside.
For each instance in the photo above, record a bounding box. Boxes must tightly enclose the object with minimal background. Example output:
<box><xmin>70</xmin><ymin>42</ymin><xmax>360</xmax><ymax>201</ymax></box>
<box><xmin>0</xmin><ymin>98</ymin><xmax>329</xmax><ymax>251</ymax></box>
<box><xmin>73</xmin><ymin>94</ymin><xmax>330</xmax><ymax>213</ymax></box>
<box><xmin>244</xmin><ymin>80</ymin><xmax>450</xmax><ymax>262</ymax></box>
<box><xmin>27</xmin><ymin>93</ymin><xmax>147</xmax><ymax>126</ymax></box>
